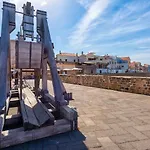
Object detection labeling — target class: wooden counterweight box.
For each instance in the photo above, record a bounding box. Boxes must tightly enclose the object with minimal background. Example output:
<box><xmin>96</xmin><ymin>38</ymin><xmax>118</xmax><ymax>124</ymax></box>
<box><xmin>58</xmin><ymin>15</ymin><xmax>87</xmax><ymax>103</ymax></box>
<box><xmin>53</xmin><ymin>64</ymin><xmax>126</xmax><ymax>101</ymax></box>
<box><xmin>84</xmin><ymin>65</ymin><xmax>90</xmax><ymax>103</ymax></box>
<box><xmin>16</xmin><ymin>40</ymin><xmax>42</xmax><ymax>69</ymax></box>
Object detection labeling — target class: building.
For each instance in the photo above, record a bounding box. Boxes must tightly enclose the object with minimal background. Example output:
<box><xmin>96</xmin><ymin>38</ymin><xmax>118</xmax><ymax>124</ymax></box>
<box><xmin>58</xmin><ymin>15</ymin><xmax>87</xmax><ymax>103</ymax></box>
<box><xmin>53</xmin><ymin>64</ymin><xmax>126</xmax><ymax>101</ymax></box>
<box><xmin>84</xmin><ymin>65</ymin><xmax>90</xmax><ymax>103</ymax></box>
<box><xmin>107</xmin><ymin>56</ymin><xmax>128</xmax><ymax>73</ymax></box>
<box><xmin>78</xmin><ymin>52</ymin><xmax>86</xmax><ymax>63</ymax></box>
<box><xmin>96</xmin><ymin>55</ymin><xmax>111</xmax><ymax>74</ymax></box>
<box><xmin>55</xmin><ymin>51</ymin><xmax>149</xmax><ymax>75</ymax></box>
<box><xmin>121</xmin><ymin>57</ymin><xmax>131</xmax><ymax>64</ymax></box>
<box><xmin>56</xmin><ymin>52</ymin><xmax>78</xmax><ymax>63</ymax></box>
<box><xmin>143</xmin><ymin>64</ymin><xmax>150</xmax><ymax>73</ymax></box>
<box><xmin>129</xmin><ymin>61</ymin><xmax>142</xmax><ymax>72</ymax></box>
<box><xmin>56</xmin><ymin>52</ymin><xmax>84</xmax><ymax>75</ymax></box>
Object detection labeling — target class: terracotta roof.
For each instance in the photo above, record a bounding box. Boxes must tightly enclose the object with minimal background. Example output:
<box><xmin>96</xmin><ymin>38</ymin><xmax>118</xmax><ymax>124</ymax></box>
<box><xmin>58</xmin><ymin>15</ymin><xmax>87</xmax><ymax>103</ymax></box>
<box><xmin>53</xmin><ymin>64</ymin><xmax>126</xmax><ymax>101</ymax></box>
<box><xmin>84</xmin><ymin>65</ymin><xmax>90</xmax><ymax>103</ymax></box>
<box><xmin>121</xmin><ymin>57</ymin><xmax>131</xmax><ymax>62</ymax></box>
<box><xmin>144</xmin><ymin>64</ymin><xmax>150</xmax><ymax>67</ymax></box>
<box><xmin>57</xmin><ymin>53</ymin><xmax>76</xmax><ymax>57</ymax></box>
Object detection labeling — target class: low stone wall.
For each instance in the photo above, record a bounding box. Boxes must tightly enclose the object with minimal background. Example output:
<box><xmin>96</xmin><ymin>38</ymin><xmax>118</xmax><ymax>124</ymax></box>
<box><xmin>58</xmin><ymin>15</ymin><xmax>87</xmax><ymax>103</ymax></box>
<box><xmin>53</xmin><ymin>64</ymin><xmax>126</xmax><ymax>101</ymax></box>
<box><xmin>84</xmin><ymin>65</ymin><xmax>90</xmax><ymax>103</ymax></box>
<box><xmin>48</xmin><ymin>75</ymin><xmax>150</xmax><ymax>95</ymax></box>
<box><xmin>100</xmin><ymin>73</ymin><xmax>150</xmax><ymax>77</ymax></box>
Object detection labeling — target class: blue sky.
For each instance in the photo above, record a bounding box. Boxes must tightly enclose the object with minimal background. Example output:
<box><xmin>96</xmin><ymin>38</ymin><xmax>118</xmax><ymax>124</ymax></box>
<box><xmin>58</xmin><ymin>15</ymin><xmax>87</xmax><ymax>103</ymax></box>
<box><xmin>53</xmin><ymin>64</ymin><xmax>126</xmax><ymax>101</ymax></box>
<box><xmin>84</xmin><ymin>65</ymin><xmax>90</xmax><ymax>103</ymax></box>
<box><xmin>0</xmin><ymin>0</ymin><xmax>150</xmax><ymax>64</ymax></box>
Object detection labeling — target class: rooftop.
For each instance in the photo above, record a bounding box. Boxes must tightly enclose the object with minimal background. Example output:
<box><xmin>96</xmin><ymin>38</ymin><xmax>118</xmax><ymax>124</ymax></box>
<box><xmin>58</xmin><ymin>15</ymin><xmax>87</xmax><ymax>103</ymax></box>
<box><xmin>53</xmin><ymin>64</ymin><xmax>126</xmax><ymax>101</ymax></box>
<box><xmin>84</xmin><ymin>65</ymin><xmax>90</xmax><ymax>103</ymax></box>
<box><xmin>57</xmin><ymin>53</ymin><xmax>77</xmax><ymax>57</ymax></box>
<box><xmin>121</xmin><ymin>57</ymin><xmax>131</xmax><ymax>62</ymax></box>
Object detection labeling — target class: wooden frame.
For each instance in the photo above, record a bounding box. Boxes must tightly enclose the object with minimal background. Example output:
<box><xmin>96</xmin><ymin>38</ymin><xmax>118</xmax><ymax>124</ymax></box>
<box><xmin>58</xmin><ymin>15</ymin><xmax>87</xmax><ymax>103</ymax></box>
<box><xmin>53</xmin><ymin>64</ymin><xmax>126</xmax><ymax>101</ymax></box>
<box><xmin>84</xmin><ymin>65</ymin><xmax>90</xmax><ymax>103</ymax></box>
<box><xmin>0</xmin><ymin>85</ymin><xmax>78</xmax><ymax>149</ymax></box>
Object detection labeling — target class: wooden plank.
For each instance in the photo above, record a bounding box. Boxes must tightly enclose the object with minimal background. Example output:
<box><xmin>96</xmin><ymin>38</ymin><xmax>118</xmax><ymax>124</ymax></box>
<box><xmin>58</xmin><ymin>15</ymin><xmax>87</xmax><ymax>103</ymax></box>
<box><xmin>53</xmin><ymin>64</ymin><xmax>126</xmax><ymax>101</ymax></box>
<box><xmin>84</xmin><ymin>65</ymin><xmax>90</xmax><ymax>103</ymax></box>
<box><xmin>37</xmin><ymin>99</ymin><xmax>54</xmax><ymax>124</ymax></box>
<box><xmin>0</xmin><ymin>119</ymin><xmax>71</xmax><ymax>149</ymax></box>
<box><xmin>7</xmin><ymin>46</ymin><xmax>11</xmax><ymax>95</ymax></box>
<box><xmin>20</xmin><ymin>100</ymin><xmax>29</xmax><ymax>129</ymax></box>
<box><xmin>18</xmin><ymin>41</ymin><xmax>30</xmax><ymax>68</ymax></box>
<box><xmin>42</xmin><ymin>54</ymin><xmax>48</xmax><ymax>92</ymax></box>
<box><xmin>0</xmin><ymin>113</ymin><xmax>5</xmax><ymax>132</ymax></box>
<box><xmin>60</xmin><ymin>106</ymin><xmax>78</xmax><ymax>121</ymax></box>
<box><xmin>19</xmin><ymin>69</ymin><xmax>22</xmax><ymax>100</ymax></box>
<box><xmin>31</xmin><ymin>42</ymin><xmax>42</xmax><ymax>68</ymax></box>
<box><xmin>15</xmin><ymin>40</ymin><xmax>19</xmax><ymax>68</ymax></box>
<box><xmin>34</xmin><ymin>69</ymin><xmax>40</xmax><ymax>98</ymax></box>
<box><xmin>43</xmin><ymin>93</ymin><xmax>56</xmax><ymax>107</ymax></box>
<box><xmin>0</xmin><ymin>96</ymin><xmax>11</xmax><ymax>132</ymax></box>
<box><xmin>23</xmin><ymin>88</ymin><xmax>54</xmax><ymax>126</ymax></box>
<box><xmin>5</xmin><ymin>97</ymin><xmax>10</xmax><ymax>115</ymax></box>
<box><xmin>22</xmin><ymin>93</ymin><xmax>40</xmax><ymax>128</ymax></box>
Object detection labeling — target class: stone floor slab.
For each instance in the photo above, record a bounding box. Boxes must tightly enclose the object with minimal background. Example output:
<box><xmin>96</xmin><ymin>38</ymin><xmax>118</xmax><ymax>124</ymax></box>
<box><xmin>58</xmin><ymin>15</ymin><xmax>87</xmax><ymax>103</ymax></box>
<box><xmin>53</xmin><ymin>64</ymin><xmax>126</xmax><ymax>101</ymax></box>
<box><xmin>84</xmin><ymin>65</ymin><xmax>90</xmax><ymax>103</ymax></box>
<box><xmin>3</xmin><ymin>80</ymin><xmax>150</xmax><ymax>150</ymax></box>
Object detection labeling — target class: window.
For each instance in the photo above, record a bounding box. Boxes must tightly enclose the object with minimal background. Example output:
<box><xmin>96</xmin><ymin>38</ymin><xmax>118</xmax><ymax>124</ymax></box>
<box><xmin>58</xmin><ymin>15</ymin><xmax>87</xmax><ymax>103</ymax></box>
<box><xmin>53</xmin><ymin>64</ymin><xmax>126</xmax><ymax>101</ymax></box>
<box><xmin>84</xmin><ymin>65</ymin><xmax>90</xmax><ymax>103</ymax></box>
<box><xmin>60</xmin><ymin>59</ymin><xmax>62</xmax><ymax>61</ymax></box>
<box><xmin>99</xmin><ymin>64</ymin><xmax>101</xmax><ymax>68</ymax></box>
<box><xmin>74</xmin><ymin>59</ymin><xmax>76</xmax><ymax>62</ymax></box>
<box><xmin>88</xmin><ymin>58</ymin><xmax>96</xmax><ymax>61</ymax></box>
<box><xmin>65</xmin><ymin>59</ymin><xmax>67</xmax><ymax>62</ymax></box>
<box><xmin>122</xmin><ymin>66</ymin><xmax>124</xmax><ymax>68</ymax></box>
<box><xmin>100</xmin><ymin>58</ymin><xmax>102</xmax><ymax>61</ymax></box>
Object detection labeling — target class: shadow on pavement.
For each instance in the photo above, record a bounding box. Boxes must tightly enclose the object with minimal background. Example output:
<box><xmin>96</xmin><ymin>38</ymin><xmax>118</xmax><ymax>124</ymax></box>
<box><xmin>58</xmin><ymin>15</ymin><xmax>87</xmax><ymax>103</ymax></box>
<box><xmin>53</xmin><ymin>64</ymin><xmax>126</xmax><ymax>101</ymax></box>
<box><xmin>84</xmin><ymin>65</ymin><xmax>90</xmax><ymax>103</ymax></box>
<box><xmin>2</xmin><ymin>130</ymin><xmax>88</xmax><ymax>150</ymax></box>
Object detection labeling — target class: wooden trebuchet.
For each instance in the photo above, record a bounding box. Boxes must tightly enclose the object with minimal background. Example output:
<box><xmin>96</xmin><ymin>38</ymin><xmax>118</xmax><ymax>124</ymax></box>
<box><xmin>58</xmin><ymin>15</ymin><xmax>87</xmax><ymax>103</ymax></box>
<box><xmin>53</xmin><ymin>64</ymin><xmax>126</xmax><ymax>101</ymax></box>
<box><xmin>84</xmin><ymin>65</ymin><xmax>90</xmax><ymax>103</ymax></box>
<box><xmin>0</xmin><ymin>2</ymin><xmax>78</xmax><ymax>149</ymax></box>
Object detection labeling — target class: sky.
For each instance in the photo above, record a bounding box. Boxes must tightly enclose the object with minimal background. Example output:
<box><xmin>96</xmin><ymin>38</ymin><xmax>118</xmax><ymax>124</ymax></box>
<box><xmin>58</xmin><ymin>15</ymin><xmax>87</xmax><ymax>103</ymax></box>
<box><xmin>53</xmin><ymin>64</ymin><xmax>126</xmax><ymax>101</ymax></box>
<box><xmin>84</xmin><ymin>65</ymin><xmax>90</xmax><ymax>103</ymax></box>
<box><xmin>0</xmin><ymin>0</ymin><xmax>150</xmax><ymax>64</ymax></box>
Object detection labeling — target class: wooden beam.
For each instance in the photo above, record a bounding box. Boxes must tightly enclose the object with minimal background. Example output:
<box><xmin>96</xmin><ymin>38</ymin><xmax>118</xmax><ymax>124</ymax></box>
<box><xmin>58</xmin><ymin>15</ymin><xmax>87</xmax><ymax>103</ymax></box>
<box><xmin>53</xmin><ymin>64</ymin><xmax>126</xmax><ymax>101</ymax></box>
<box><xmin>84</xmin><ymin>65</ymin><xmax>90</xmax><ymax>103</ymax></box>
<box><xmin>0</xmin><ymin>112</ymin><xmax>5</xmax><ymax>132</ymax></box>
<box><xmin>20</xmin><ymin>90</ymin><xmax>40</xmax><ymax>130</ymax></box>
<box><xmin>60</xmin><ymin>106</ymin><xmax>78</xmax><ymax>130</ymax></box>
<box><xmin>0</xmin><ymin>96</ymin><xmax>11</xmax><ymax>132</ymax></box>
<box><xmin>22</xmin><ymin>87</ymin><xmax>54</xmax><ymax>127</ymax></box>
<box><xmin>42</xmin><ymin>56</ymin><xmax>48</xmax><ymax>92</ymax></box>
<box><xmin>0</xmin><ymin>119</ymin><xmax>71</xmax><ymax>149</ymax></box>
<box><xmin>60</xmin><ymin>106</ymin><xmax>78</xmax><ymax>121</ymax></box>
<box><xmin>43</xmin><ymin>93</ymin><xmax>56</xmax><ymax>108</ymax></box>
<box><xmin>19</xmin><ymin>69</ymin><xmax>22</xmax><ymax>100</ymax></box>
<box><xmin>7</xmin><ymin>43</ymin><xmax>11</xmax><ymax>95</ymax></box>
<box><xmin>34</xmin><ymin>69</ymin><xmax>40</xmax><ymax>98</ymax></box>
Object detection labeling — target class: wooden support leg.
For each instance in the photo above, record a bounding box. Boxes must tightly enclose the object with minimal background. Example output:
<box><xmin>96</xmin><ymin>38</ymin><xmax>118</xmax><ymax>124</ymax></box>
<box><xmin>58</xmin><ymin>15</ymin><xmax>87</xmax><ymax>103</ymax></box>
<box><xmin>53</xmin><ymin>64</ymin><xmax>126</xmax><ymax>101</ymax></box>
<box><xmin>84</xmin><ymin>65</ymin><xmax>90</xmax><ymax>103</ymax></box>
<box><xmin>15</xmin><ymin>71</ymin><xmax>18</xmax><ymax>86</ymax></box>
<box><xmin>7</xmin><ymin>45</ymin><xmax>11</xmax><ymax>96</ymax></box>
<box><xmin>19</xmin><ymin>69</ymin><xmax>22</xmax><ymax>100</ymax></box>
<box><xmin>42</xmin><ymin>57</ymin><xmax>48</xmax><ymax>93</ymax></box>
<box><xmin>34</xmin><ymin>69</ymin><xmax>40</xmax><ymax>98</ymax></box>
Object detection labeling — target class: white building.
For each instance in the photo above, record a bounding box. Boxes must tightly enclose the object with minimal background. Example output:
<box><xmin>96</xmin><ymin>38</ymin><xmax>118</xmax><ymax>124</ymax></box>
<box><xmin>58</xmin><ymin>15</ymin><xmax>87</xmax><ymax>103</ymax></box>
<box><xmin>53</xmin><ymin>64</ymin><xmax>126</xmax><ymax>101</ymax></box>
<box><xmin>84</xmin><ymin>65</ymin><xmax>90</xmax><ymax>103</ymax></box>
<box><xmin>56</xmin><ymin>51</ymin><xmax>86</xmax><ymax>63</ymax></box>
<box><xmin>107</xmin><ymin>56</ymin><xmax>128</xmax><ymax>73</ymax></box>
<box><xmin>56</xmin><ymin>52</ymin><xmax>78</xmax><ymax>63</ymax></box>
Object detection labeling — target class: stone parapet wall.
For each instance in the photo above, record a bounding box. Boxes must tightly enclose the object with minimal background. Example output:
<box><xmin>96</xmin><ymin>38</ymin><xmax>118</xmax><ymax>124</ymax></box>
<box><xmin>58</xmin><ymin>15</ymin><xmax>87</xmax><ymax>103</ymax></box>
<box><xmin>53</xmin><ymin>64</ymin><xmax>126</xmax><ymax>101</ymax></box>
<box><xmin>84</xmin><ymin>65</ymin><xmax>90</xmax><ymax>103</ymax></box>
<box><xmin>48</xmin><ymin>74</ymin><xmax>150</xmax><ymax>95</ymax></box>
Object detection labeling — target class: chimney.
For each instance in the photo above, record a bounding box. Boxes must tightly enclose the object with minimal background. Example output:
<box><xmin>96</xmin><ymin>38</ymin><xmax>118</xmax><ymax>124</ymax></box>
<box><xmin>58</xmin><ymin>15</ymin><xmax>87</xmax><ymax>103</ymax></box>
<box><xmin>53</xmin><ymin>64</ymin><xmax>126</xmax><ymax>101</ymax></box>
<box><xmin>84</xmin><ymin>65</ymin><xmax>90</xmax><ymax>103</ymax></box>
<box><xmin>81</xmin><ymin>51</ymin><xmax>84</xmax><ymax>55</ymax></box>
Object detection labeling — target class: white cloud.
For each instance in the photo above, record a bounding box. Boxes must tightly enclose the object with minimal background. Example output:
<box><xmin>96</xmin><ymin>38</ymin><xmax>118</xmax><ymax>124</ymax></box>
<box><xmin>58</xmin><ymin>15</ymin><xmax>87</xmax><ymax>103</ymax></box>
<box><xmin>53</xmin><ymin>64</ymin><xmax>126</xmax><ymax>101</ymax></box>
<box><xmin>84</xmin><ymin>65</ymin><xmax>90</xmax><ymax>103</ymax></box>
<box><xmin>41</xmin><ymin>1</ymin><xmax>48</xmax><ymax>7</ymax></box>
<box><xmin>130</xmin><ymin>49</ymin><xmax>150</xmax><ymax>65</ymax></box>
<box><xmin>69</xmin><ymin>0</ymin><xmax>110</xmax><ymax>47</ymax></box>
<box><xmin>94</xmin><ymin>38</ymin><xmax>150</xmax><ymax>48</ymax></box>
<box><xmin>69</xmin><ymin>0</ymin><xmax>150</xmax><ymax>64</ymax></box>
<box><xmin>77</xmin><ymin>0</ymin><xmax>93</xmax><ymax>9</ymax></box>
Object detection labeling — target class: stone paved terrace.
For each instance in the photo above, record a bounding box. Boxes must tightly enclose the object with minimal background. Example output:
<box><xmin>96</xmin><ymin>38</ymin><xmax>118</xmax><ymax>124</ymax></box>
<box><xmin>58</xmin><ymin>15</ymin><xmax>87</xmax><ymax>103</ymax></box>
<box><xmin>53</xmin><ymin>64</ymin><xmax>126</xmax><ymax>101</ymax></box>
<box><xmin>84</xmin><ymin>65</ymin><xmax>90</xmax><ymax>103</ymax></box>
<box><xmin>3</xmin><ymin>80</ymin><xmax>150</xmax><ymax>150</ymax></box>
